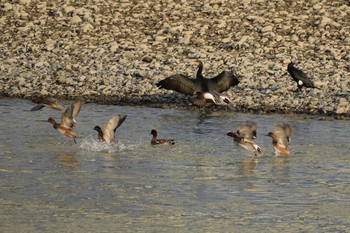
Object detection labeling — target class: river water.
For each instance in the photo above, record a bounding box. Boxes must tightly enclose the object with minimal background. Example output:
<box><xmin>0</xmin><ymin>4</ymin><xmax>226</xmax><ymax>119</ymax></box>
<box><xmin>0</xmin><ymin>98</ymin><xmax>349</xmax><ymax>232</ymax></box>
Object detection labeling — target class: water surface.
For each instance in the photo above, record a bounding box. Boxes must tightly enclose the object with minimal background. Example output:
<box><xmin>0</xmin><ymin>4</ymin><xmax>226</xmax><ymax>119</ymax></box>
<box><xmin>0</xmin><ymin>98</ymin><xmax>349</xmax><ymax>232</ymax></box>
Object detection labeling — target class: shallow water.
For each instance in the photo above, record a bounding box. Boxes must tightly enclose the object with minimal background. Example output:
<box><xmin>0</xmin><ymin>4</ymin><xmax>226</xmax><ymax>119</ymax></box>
<box><xmin>0</xmin><ymin>98</ymin><xmax>349</xmax><ymax>232</ymax></box>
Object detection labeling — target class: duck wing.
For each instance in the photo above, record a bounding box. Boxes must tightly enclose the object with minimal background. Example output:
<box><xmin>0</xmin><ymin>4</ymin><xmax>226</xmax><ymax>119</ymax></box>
<box><xmin>282</xmin><ymin>124</ymin><xmax>292</xmax><ymax>142</ymax></box>
<box><xmin>64</xmin><ymin>100</ymin><xmax>82</xmax><ymax>128</ymax></box>
<box><xmin>274</xmin><ymin>125</ymin><xmax>289</xmax><ymax>149</ymax></box>
<box><xmin>32</xmin><ymin>97</ymin><xmax>56</xmax><ymax>105</ymax></box>
<box><xmin>61</xmin><ymin>108</ymin><xmax>73</xmax><ymax>129</ymax></box>
<box><xmin>206</xmin><ymin>71</ymin><xmax>239</xmax><ymax>93</ymax></box>
<box><xmin>237</xmin><ymin>122</ymin><xmax>257</xmax><ymax>140</ymax></box>
<box><xmin>193</xmin><ymin>92</ymin><xmax>208</xmax><ymax>107</ymax></box>
<box><xmin>156</xmin><ymin>74</ymin><xmax>202</xmax><ymax>95</ymax></box>
<box><xmin>71</xmin><ymin>100</ymin><xmax>82</xmax><ymax>119</ymax></box>
<box><xmin>102</xmin><ymin>115</ymin><xmax>127</xmax><ymax>143</ymax></box>
<box><xmin>30</xmin><ymin>104</ymin><xmax>46</xmax><ymax>111</ymax></box>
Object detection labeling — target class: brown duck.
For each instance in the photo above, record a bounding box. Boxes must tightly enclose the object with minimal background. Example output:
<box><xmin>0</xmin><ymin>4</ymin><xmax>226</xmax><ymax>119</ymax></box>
<box><xmin>150</xmin><ymin>129</ymin><xmax>175</xmax><ymax>145</ymax></box>
<box><xmin>47</xmin><ymin>100</ymin><xmax>82</xmax><ymax>143</ymax></box>
<box><xmin>266</xmin><ymin>124</ymin><xmax>292</xmax><ymax>155</ymax></box>
<box><xmin>31</xmin><ymin>97</ymin><xmax>64</xmax><ymax>111</ymax></box>
<box><xmin>93</xmin><ymin>115</ymin><xmax>127</xmax><ymax>144</ymax></box>
<box><xmin>226</xmin><ymin>121</ymin><xmax>262</xmax><ymax>155</ymax></box>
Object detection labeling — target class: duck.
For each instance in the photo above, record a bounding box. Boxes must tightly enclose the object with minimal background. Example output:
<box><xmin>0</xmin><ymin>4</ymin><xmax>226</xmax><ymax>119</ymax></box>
<box><xmin>93</xmin><ymin>115</ymin><xmax>127</xmax><ymax>144</ymax></box>
<box><xmin>287</xmin><ymin>58</ymin><xmax>318</xmax><ymax>91</ymax></box>
<box><xmin>30</xmin><ymin>97</ymin><xmax>64</xmax><ymax>111</ymax></box>
<box><xmin>226</xmin><ymin>121</ymin><xmax>262</xmax><ymax>155</ymax></box>
<box><xmin>156</xmin><ymin>60</ymin><xmax>239</xmax><ymax>105</ymax></box>
<box><xmin>150</xmin><ymin>129</ymin><xmax>175</xmax><ymax>145</ymax></box>
<box><xmin>266</xmin><ymin>124</ymin><xmax>292</xmax><ymax>156</ymax></box>
<box><xmin>47</xmin><ymin>100</ymin><xmax>82</xmax><ymax>143</ymax></box>
<box><xmin>193</xmin><ymin>91</ymin><xmax>231</xmax><ymax>107</ymax></box>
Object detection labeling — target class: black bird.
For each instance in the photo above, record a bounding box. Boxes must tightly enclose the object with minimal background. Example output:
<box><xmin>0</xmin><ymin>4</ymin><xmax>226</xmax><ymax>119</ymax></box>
<box><xmin>287</xmin><ymin>58</ymin><xmax>318</xmax><ymax>91</ymax></box>
<box><xmin>156</xmin><ymin>60</ymin><xmax>239</xmax><ymax>105</ymax></box>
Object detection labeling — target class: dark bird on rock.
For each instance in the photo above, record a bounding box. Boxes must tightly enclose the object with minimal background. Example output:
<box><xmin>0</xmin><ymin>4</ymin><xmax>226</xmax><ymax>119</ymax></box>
<box><xmin>156</xmin><ymin>60</ymin><xmax>239</xmax><ymax>105</ymax></box>
<box><xmin>93</xmin><ymin>115</ymin><xmax>127</xmax><ymax>144</ymax></box>
<box><xmin>287</xmin><ymin>58</ymin><xmax>318</xmax><ymax>92</ymax></box>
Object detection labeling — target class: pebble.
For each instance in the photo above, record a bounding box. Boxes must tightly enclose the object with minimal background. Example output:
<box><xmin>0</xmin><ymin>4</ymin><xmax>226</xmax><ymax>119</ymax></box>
<box><xmin>0</xmin><ymin>0</ymin><xmax>348</xmax><ymax>118</ymax></box>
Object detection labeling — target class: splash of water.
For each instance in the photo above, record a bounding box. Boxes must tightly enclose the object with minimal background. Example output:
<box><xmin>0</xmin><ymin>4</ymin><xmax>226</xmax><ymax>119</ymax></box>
<box><xmin>79</xmin><ymin>135</ymin><xmax>139</xmax><ymax>153</ymax></box>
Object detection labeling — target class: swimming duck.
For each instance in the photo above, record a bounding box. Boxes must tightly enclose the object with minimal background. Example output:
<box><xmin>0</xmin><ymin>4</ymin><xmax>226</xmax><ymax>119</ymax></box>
<box><xmin>266</xmin><ymin>124</ymin><xmax>292</xmax><ymax>156</ymax></box>
<box><xmin>287</xmin><ymin>58</ymin><xmax>318</xmax><ymax>91</ymax></box>
<box><xmin>193</xmin><ymin>91</ymin><xmax>231</xmax><ymax>107</ymax></box>
<box><xmin>47</xmin><ymin>100</ymin><xmax>82</xmax><ymax>143</ymax></box>
<box><xmin>150</xmin><ymin>129</ymin><xmax>175</xmax><ymax>145</ymax></box>
<box><xmin>93</xmin><ymin>115</ymin><xmax>127</xmax><ymax>144</ymax></box>
<box><xmin>156</xmin><ymin>60</ymin><xmax>239</xmax><ymax>105</ymax></box>
<box><xmin>226</xmin><ymin>121</ymin><xmax>262</xmax><ymax>155</ymax></box>
<box><xmin>30</xmin><ymin>97</ymin><xmax>64</xmax><ymax>111</ymax></box>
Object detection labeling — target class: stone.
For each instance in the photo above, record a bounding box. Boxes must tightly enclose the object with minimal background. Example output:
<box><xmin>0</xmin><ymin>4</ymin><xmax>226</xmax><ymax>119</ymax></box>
<box><xmin>71</xmin><ymin>15</ymin><xmax>82</xmax><ymax>24</ymax></box>
<box><xmin>261</xmin><ymin>25</ymin><xmax>273</xmax><ymax>33</ymax></box>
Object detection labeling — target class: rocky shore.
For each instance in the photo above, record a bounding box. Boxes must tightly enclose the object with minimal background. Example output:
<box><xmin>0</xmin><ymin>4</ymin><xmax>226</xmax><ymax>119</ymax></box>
<box><xmin>0</xmin><ymin>0</ymin><xmax>349</xmax><ymax>118</ymax></box>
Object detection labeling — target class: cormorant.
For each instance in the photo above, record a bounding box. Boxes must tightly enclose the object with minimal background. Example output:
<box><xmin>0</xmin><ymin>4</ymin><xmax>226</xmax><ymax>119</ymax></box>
<box><xmin>287</xmin><ymin>58</ymin><xmax>318</xmax><ymax>91</ymax></box>
<box><xmin>156</xmin><ymin>60</ymin><xmax>239</xmax><ymax>105</ymax></box>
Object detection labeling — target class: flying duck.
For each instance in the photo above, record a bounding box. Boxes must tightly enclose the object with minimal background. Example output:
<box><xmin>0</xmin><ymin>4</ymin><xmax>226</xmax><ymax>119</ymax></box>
<box><xmin>266</xmin><ymin>124</ymin><xmax>292</xmax><ymax>156</ymax></box>
<box><xmin>47</xmin><ymin>100</ymin><xmax>82</xmax><ymax>143</ymax></box>
<box><xmin>93</xmin><ymin>115</ymin><xmax>127</xmax><ymax>144</ymax></box>
<box><xmin>226</xmin><ymin>121</ymin><xmax>262</xmax><ymax>155</ymax></box>
<box><xmin>287</xmin><ymin>58</ymin><xmax>318</xmax><ymax>91</ymax></box>
<box><xmin>30</xmin><ymin>97</ymin><xmax>64</xmax><ymax>111</ymax></box>
<box><xmin>156</xmin><ymin>60</ymin><xmax>239</xmax><ymax>105</ymax></box>
<box><xmin>150</xmin><ymin>129</ymin><xmax>175</xmax><ymax>145</ymax></box>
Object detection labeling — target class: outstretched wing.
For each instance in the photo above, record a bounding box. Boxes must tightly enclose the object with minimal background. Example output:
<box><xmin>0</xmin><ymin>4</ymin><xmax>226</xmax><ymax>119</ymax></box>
<box><xmin>156</xmin><ymin>74</ymin><xmax>202</xmax><ymax>95</ymax></box>
<box><xmin>64</xmin><ymin>100</ymin><xmax>82</xmax><ymax>128</ymax></box>
<box><xmin>282</xmin><ymin>124</ymin><xmax>292</xmax><ymax>142</ymax></box>
<box><xmin>207</xmin><ymin>71</ymin><xmax>239</xmax><ymax>93</ymax></box>
<box><xmin>102</xmin><ymin>115</ymin><xmax>127</xmax><ymax>143</ymax></box>
<box><xmin>31</xmin><ymin>97</ymin><xmax>56</xmax><ymax>105</ymax></box>
<box><xmin>274</xmin><ymin>125</ymin><xmax>289</xmax><ymax>149</ymax></box>
<box><xmin>61</xmin><ymin>108</ymin><xmax>73</xmax><ymax>129</ymax></box>
<box><xmin>71</xmin><ymin>100</ymin><xmax>82</xmax><ymax>119</ymax></box>
<box><xmin>237</xmin><ymin>121</ymin><xmax>257</xmax><ymax>140</ymax></box>
<box><xmin>30</xmin><ymin>104</ymin><xmax>46</xmax><ymax>111</ymax></box>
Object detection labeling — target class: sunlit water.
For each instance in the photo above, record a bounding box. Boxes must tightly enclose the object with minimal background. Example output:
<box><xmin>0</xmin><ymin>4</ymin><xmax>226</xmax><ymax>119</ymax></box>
<box><xmin>0</xmin><ymin>98</ymin><xmax>349</xmax><ymax>232</ymax></box>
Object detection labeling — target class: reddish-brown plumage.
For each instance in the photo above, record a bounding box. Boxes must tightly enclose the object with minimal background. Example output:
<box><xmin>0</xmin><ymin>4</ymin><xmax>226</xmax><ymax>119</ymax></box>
<box><xmin>47</xmin><ymin>100</ymin><xmax>82</xmax><ymax>143</ymax></box>
<box><xmin>266</xmin><ymin>124</ymin><xmax>292</xmax><ymax>156</ymax></box>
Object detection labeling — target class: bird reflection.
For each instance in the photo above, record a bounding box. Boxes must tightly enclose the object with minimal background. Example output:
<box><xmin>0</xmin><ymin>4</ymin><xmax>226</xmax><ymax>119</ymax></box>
<box><xmin>238</xmin><ymin>157</ymin><xmax>259</xmax><ymax>175</ymax></box>
<box><xmin>272</xmin><ymin>156</ymin><xmax>290</xmax><ymax>178</ymax></box>
<box><xmin>57</xmin><ymin>151</ymin><xmax>78</xmax><ymax>168</ymax></box>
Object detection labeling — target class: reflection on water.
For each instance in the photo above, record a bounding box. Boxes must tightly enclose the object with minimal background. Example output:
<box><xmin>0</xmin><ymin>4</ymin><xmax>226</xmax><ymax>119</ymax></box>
<box><xmin>0</xmin><ymin>98</ymin><xmax>350</xmax><ymax>232</ymax></box>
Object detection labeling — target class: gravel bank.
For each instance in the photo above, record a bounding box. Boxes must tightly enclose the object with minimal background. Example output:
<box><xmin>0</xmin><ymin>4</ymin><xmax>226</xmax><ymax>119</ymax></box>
<box><xmin>0</xmin><ymin>0</ymin><xmax>349</xmax><ymax>118</ymax></box>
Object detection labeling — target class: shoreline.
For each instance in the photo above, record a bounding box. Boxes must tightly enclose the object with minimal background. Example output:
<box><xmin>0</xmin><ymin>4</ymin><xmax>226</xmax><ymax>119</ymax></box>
<box><xmin>1</xmin><ymin>1</ymin><xmax>349</xmax><ymax>119</ymax></box>
<box><xmin>2</xmin><ymin>93</ymin><xmax>349</xmax><ymax>121</ymax></box>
